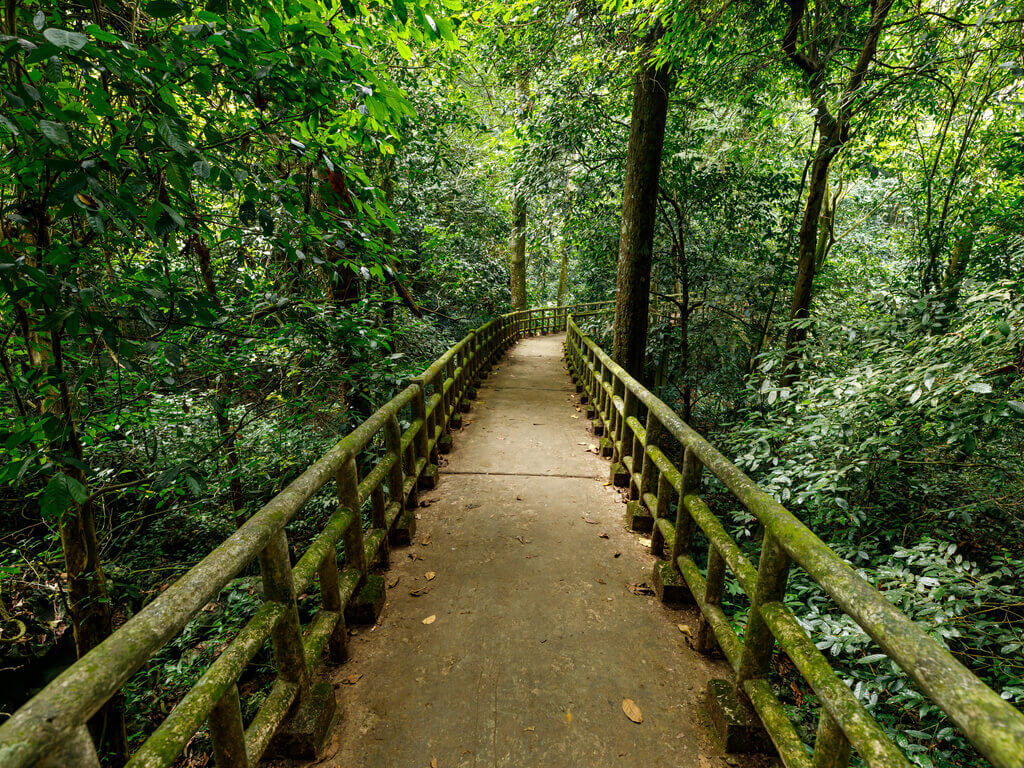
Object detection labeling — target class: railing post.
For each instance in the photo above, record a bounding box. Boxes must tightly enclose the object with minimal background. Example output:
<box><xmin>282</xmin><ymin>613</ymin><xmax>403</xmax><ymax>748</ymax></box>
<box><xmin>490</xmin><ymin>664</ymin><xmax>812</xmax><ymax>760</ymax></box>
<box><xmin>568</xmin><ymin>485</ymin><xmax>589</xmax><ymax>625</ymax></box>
<box><xmin>812</xmin><ymin>711</ymin><xmax>852</xmax><ymax>768</ymax></box>
<box><xmin>337</xmin><ymin>454</ymin><xmax>367</xmax><ymax>580</ymax></box>
<box><xmin>607</xmin><ymin>375</ymin><xmax>625</xmax><ymax>478</ymax></box>
<box><xmin>412</xmin><ymin>377</ymin><xmax>429</xmax><ymax>468</ymax></box>
<box><xmin>317</xmin><ymin>541</ymin><xmax>348</xmax><ymax>661</ymax></box>
<box><xmin>39</xmin><ymin>726</ymin><xmax>100</xmax><ymax>768</ymax></box>
<box><xmin>209</xmin><ymin>684</ymin><xmax>248</xmax><ymax>768</ymax></box>
<box><xmin>610</xmin><ymin>387</ymin><xmax>635</xmax><ymax>488</ymax></box>
<box><xmin>258</xmin><ymin>527</ymin><xmax>311</xmax><ymax>716</ymax></box>
<box><xmin>696</xmin><ymin>545</ymin><xmax>725</xmax><ymax>654</ymax></box>
<box><xmin>637</xmin><ymin>409</ymin><xmax>662</xmax><ymax>499</ymax></box>
<box><xmin>385</xmin><ymin>413</ymin><xmax>405</xmax><ymax>519</ymax></box>
<box><xmin>735</xmin><ymin>532</ymin><xmax>791</xmax><ymax>688</ymax></box>
<box><xmin>670</xmin><ymin>447</ymin><xmax>703</xmax><ymax>566</ymax></box>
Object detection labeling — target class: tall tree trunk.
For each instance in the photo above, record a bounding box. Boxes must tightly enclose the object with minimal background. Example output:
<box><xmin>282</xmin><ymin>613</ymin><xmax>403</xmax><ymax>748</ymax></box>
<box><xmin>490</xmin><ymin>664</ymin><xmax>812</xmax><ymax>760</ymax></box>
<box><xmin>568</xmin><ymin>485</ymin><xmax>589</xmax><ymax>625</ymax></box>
<box><xmin>509</xmin><ymin>76</ymin><xmax>530</xmax><ymax>310</ymax></box>
<box><xmin>612</xmin><ymin>29</ymin><xmax>671</xmax><ymax>380</ymax></box>
<box><xmin>556</xmin><ymin>239</ymin><xmax>569</xmax><ymax>305</ymax></box>
<box><xmin>779</xmin><ymin>0</ymin><xmax>894</xmax><ymax>387</ymax></box>
<box><xmin>509</xmin><ymin>195</ymin><xmax>527</xmax><ymax>309</ymax></box>
<box><xmin>780</xmin><ymin>130</ymin><xmax>840</xmax><ymax>387</ymax></box>
<box><xmin>15</xmin><ymin>207</ymin><xmax>127</xmax><ymax>758</ymax></box>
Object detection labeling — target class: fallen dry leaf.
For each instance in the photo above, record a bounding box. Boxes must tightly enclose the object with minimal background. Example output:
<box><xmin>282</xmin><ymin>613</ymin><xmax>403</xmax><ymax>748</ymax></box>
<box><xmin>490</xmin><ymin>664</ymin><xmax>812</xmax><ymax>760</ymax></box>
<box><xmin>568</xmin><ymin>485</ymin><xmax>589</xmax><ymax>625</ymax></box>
<box><xmin>599</xmin><ymin>532</ymin><xmax>609</xmax><ymax>539</ymax></box>
<box><xmin>595</xmin><ymin>578</ymin><xmax>606</xmax><ymax>584</ymax></box>
<box><xmin>628</xmin><ymin>582</ymin><xmax>655</xmax><ymax>596</ymax></box>
<box><xmin>387</xmin><ymin>576</ymin><xmax>400</xmax><ymax>588</ymax></box>
<box><xmin>677</xmin><ymin>624</ymin><xmax>692</xmax><ymax>637</ymax></box>
<box><xmin>424</xmin><ymin>571</ymin><xmax>436</xmax><ymax>581</ymax></box>
<box><xmin>430</xmin><ymin>759</ymin><xmax>437</xmax><ymax>768</ymax></box>
<box><xmin>341</xmin><ymin>673</ymin><xmax>363</xmax><ymax>685</ymax></box>
<box><xmin>582</xmin><ymin>516</ymin><xmax>598</xmax><ymax>524</ymax></box>
<box><xmin>422</xmin><ymin>615</ymin><xmax>436</xmax><ymax>625</ymax></box>
<box><xmin>409</xmin><ymin>586</ymin><xmax>431</xmax><ymax>597</ymax></box>
<box><xmin>516</xmin><ymin>535</ymin><xmax>526</xmax><ymax>544</ymax></box>
<box><xmin>622</xmin><ymin>698</ymin><xmax>643</xmax><ymax>724</ymax></box>
<box><xmin>420</xmin><ymin>535</ymin><xmax>431</xmax><ymax>546</ymax></box>
<box><xmin>408</xmin><ymin>552</ymin><xmax>424</xmax><ymax>561</ymax></box>
<box><xmin>523</xmin><ymin>726</ymin><xmax>536</xmax><ymax>732</ymax></box>
<box><xmin>613</xmin><ymin>551</ymin><xmax>621</xmax><ymax>558</ymax></box>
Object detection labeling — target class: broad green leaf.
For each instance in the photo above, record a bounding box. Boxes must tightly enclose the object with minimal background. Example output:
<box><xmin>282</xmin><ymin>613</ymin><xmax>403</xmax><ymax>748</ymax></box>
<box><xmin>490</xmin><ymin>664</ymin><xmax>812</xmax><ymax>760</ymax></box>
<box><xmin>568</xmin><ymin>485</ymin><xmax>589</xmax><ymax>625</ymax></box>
<box><xmin>42</xmin><ymin>27</ymin><xmax>88</xmax><ymax>50</ymax></box>
<box><xmin>39</xmin><ymin>119</ymin><xmax>69</xmax><ymax>144</ymax></box>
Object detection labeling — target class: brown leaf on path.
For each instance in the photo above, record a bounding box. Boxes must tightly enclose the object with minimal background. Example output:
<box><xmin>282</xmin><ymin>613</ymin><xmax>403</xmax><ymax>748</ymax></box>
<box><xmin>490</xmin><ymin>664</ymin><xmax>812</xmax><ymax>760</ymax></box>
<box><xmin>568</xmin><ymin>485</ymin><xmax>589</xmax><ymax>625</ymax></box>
<box><xmin>409</xmin><ymin>586</ymin><xmax>431</xmax><ymax>597</ymax></box>
<box><xmin>387</xmin><ymin>576</ymin><xmax>400</xmax><ymax>588</ymax></box>
<box><xmin>595</xmin><ymin>578</ymin><xmax>606</xmax><ymax>584</ymax></box>
<box><xmin>430</xmin><ymin>759</ymin><xmax>437</xmax><ymax>768</ymax></box>
<box><xmin>598</xmin><ymin>532</ymin><xmax>609</xmax><ymax>539</ymax></box>
<box><xmin>408</xmin><ymin>552</ymin><xmax>425</xmax><ymax>561</ymax></box>
<box><xmin>613</xmin><ymin>551</ymin><xmax>621</xmax><ymax>558</ymax></box>
<box><xmin>420</xmin><ymin>535</ymin><xmax>431</xmax><ymax>546</ymax></box>
<box><xmin>582</xmin><ymin>516</ymin><xmax>597</xmax><ymax>524</ymax></box>
<box><xmin>341</xmin><ymin>673</ymin><xmax>363</xmax><ymax>685</ymax></box>
<box><xmin>422</xmin><ymin>615</ymin><xmax>436</xmax><ymax>625</ymax></box>
<box><xmin>628</xmin><ymin>582</ymin><xmax>655</xmax><ymax>596</ymax></box>
<box><xmin>677</xmin><ymin>624</ymin><xmax>692</xmax><ymax>636</ymax></box>
<box><xmin>622</xmin><ymin>698</ymin><xmax>643</xmax><ymax>723</ymax></box>
<box><xmin>424</xmin><ymin>571</ymin><xmax>436</xmax><ymax>581</ymax></box>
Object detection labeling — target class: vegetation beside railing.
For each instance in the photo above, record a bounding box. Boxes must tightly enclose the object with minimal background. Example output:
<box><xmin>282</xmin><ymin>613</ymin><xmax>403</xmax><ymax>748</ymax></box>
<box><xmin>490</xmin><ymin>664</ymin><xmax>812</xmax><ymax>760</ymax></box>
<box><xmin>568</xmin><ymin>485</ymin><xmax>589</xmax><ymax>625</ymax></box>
<box><xmin>0</xmin><ymin>304</ymin><xmax>596</xmax><ymax>768</ymax></box>
<box><xmin>565</xmin><ymin>317</ymin><xmax>1024</xmax><ymax>768</ymax></box>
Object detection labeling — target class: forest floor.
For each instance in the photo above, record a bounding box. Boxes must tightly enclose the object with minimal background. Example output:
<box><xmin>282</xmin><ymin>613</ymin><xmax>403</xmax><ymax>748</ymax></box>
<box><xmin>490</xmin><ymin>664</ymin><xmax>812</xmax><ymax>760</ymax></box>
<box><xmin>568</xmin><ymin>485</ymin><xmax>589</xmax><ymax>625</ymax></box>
<box><xmin>291</xmin><ymin>334</ymin><xmax>754</xmax><ymax>767</ymax></box>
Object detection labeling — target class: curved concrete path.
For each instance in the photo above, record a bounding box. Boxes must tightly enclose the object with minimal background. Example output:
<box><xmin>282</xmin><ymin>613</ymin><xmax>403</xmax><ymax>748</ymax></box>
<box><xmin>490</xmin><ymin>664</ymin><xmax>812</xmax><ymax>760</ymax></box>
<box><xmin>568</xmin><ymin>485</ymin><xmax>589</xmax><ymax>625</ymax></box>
<box><xmin>305</xmin><ymin>335</ymin><xmax>746</xmax><ymax>767</ymax></box>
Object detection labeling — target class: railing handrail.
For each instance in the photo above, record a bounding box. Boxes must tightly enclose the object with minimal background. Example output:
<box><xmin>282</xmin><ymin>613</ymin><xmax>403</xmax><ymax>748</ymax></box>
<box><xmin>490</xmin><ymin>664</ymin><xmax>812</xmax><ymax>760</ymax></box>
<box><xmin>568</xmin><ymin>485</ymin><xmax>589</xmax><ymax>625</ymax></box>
<box><xmin>565</xmin><ymin>316</ymin><xmax>1024</xmax><ymax>768</ymax></box>
<box><xmin>0</xmin><ymin>303</ymin><xmax>594</xmax><ymax>768</ymax></box>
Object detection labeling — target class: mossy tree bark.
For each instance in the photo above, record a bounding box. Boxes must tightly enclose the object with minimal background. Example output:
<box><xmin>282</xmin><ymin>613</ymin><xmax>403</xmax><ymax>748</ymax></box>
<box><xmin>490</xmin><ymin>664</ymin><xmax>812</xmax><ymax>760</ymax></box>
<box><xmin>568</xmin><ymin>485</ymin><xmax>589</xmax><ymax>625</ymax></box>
<box><xmin>556</xmin><ymin>240</ymin><xmax>569</xmax><ymax>305</ymax></box>
<box><xmin>509</xmin><ymin>193</ymin><xmax>527</xmax><ymax>309</ymax></box>
<box><xmin>509</xmin><ymin>76</ymin><xmax>530</xmax><ymax>310</ymax></box>
<box><xmin>612</xmin><ymin>29</ymin><xmax>671</xmax><ymax>380</ymax></box>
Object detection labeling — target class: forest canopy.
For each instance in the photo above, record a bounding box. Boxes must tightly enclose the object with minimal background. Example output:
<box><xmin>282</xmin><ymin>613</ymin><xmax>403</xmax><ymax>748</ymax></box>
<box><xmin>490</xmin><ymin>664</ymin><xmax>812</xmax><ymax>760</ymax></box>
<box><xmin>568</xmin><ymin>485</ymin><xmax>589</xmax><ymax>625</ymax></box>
<box><xmin>1</xmin><ymin>0</ymin><xmax>1023</xmax><ymax>766</ymax></box>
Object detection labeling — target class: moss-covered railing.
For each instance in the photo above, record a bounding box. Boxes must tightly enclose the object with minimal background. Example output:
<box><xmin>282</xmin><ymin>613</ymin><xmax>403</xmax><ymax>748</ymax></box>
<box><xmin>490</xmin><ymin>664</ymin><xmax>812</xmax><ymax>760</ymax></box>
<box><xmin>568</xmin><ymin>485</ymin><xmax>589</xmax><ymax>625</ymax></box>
<box><xmin>0</xmin><ymin>304</ymin><xmax>602</xmax><ymax>768</ymax></box>
<box><xmin>564</xmin><ymin>317</ymin><xmax>1024</xmax><ymax>768</ymax></box>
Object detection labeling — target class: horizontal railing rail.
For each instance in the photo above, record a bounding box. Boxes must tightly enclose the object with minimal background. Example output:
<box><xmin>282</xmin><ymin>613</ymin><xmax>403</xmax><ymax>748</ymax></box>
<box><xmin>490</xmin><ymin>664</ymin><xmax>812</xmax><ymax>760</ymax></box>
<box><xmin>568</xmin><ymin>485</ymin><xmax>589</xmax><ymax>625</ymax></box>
<box><xmin>564</xmin><ymin>316</ymin><xmax>1024</xmax><ymax>768</ymax></box>
<box><xmin>0</xmin><ymin>303</ymin><xmax>599</xmax><ymax>768</ymax></box>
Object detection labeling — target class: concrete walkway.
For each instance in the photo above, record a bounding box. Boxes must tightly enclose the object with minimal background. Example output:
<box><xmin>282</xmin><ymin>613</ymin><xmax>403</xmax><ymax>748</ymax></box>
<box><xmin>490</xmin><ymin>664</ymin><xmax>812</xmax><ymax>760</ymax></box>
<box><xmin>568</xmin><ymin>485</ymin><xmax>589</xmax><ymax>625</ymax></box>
<box><xmin>311</xmin><ymin>335</ymin><xmax>743</xmax><ymax>767</ymax></box>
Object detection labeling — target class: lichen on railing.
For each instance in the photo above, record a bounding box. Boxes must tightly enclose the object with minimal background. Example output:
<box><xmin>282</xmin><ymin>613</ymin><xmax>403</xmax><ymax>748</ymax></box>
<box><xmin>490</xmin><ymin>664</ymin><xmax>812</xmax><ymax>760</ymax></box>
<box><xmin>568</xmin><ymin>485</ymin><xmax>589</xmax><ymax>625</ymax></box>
<box><xmin>0</xmin><ymin>303</ymin><xmax>599</xmax><ymax>768</ymax></box>
<box><xmin>564</xmin><ymin>316</ymin><xmax>1024</xmax><ymax>768</ymax></box>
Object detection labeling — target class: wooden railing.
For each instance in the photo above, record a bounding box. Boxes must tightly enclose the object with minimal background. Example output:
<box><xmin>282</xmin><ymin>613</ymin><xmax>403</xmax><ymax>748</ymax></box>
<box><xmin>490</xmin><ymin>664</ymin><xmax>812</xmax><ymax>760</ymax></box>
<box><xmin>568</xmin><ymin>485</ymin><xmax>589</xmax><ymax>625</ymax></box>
<box><xmin>0</xmin><ymin>304</ymin><xmax>598</xmax><ymax>768</ymax></box>
<box><xmin>564</xmin><ymin>317</ymin><xmax>1024</xmax><ymax>768</ymax></box>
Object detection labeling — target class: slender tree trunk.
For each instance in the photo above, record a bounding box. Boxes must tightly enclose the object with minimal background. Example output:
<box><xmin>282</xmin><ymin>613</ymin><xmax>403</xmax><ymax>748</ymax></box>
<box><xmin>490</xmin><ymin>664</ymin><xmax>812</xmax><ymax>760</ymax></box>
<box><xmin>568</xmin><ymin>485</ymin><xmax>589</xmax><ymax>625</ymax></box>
<box><xmin>778</xmin><ymin>0</ymin><xmax>893</xmax><ymax>387</ymax></box>
<box><xmin>780</xmin><ymin>130</ymin><xmax>840</xmax><ymax>387</ymax></box>
<box><xmin>509</xmin><ymin>195</ymin><xmax>527</xmax><ymax>308</ymax></box>
<box><xmin>612</xmin><ymin>29</ymin><xmax>671</xmax><ymax>380</ymax></box>
<box><xmin>678</xmin><ymin>240</ymin><xmax>692</xmax><ymax>424</ymax></box>
<box><xmin>556</xmin><ymin>240</ymin><xmax>569</xmax><ymax>305</ymax></box>
<box><xmin>20</xmin><ymin>209</ymin><xmax>126</xmax><ymax>758</ymax></box>
<box><xmin>509</xmin><ymin>76</ymin><xmax>530</xmax><ymax>310</ymax></box>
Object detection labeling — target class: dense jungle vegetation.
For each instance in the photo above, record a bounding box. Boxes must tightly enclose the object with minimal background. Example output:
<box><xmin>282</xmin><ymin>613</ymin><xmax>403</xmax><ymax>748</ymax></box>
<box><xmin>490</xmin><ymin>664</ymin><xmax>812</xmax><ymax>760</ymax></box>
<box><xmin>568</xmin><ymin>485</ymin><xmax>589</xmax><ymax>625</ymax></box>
<box><xmin>1</xmin><ymin>0</ymin><xmax>1022</xmax><ymax>765</ymax></box>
